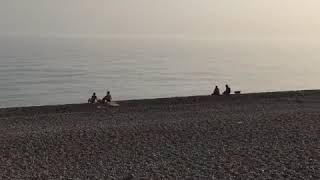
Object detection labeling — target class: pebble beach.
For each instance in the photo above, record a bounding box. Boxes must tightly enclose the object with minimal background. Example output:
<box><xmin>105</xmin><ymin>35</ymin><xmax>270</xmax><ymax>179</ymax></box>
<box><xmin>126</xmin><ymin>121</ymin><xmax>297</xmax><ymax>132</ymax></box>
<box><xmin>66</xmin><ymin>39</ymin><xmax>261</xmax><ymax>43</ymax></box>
<box><xmin>0</xmin><ymin>91</ymin><xmax>319</xmax><ymax>179</ymax></box>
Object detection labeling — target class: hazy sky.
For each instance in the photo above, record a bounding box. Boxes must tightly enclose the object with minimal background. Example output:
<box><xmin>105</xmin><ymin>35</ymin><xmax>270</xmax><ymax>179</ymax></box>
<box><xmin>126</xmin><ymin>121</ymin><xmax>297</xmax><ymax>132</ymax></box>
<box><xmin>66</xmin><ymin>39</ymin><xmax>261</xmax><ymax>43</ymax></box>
<box><xmin>1</xmin><ymin>0</ymin><xmax>320</xmax><ymax>39</ymax></box>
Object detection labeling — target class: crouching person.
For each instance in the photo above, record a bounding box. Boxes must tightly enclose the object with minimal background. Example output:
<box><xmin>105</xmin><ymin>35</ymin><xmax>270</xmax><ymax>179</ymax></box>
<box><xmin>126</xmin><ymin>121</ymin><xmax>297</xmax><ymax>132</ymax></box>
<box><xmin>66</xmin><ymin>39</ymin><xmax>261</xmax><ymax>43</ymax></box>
<box><xmin>88</xmin><ymin>92</ymin><xmax>98</xmax><ymax>104</ymax></box>
<box><xmin>102</xmin><ymin>91</ymin><xmax>112</xmax><ymax>103</ymax></box>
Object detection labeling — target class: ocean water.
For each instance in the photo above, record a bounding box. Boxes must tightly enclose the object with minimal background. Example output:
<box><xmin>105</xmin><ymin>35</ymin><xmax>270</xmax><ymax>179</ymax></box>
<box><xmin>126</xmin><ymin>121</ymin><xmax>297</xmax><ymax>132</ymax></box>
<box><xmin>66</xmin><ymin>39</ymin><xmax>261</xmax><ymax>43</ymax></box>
<box><xmin>0</xmin><ymin>37</ymin><xmax>319</xmax><ymax>107</ymax></box>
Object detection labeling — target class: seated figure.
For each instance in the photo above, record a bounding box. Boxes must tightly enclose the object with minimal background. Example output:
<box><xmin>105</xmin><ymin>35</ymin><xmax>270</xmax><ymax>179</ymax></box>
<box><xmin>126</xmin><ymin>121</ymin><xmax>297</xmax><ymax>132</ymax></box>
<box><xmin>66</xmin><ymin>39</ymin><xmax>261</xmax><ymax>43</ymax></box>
<box><xmin>223</xmin><ymin>84</ymin><xmax>231</xmax><ymax>95</ymax></box>
<box><xmin>102</xmin><ymin>91</ymin><xmax>112</xmax><ymax>103</ymax></box>
<box><xmin>212</xmin><ymin>86</ymin><xmax>220</xmax><ymax>96</ymax></box>
<box><xmin>88</xmin><ymin>92</ymin><xmax>98</xmax><ymax>104</ymax></box>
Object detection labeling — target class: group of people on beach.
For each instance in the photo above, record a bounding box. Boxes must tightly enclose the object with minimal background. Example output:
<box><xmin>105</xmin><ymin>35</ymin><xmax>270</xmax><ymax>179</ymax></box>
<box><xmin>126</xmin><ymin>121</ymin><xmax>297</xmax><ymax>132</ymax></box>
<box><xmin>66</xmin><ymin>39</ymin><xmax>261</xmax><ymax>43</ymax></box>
<box><xmin>211</xmin><ymin>84</ymin><xmax>231</xmax><ymax>96</ymax></box>
<box><xmin>88</xmin><ymin>91</ymin><xmax>112</xmax><ymax>104</ymax></box>
<box><xmin>88</xmin><ymin>84</ymin><xmax>233</xmax><ymax>104</ymax></box>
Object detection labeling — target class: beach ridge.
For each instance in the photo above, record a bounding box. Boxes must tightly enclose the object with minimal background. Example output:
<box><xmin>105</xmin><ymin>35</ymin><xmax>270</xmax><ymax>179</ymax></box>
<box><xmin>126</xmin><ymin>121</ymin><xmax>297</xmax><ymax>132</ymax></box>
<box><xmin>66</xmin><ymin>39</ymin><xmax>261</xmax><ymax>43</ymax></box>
<box><xmin>0</xmin><ymin>90</ymin><xmax>319</xmax><ymax>179</ymax></box>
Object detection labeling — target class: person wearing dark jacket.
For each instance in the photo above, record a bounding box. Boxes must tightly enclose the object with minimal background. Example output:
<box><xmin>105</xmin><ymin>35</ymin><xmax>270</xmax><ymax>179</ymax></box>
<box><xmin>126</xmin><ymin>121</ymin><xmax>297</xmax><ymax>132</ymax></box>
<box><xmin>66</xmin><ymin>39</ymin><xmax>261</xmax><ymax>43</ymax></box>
<box><xmin>103</xmin><ymin>91</ymin><xmax>112</xmax><ymax>103</ymax></box>
<box><xmin>223</xmin><ymin>84</ymin><xmax>231</xmax><ymax>95</ymax></box>
<box><xmin>212</xmin><ymin>86</ymin><xmax>220</xmax><ymax>95</ymax></box>
<box><xmin>88</xmin><ymin>92</ymin><xmax>97</xmax><ymax>103</ymax></box>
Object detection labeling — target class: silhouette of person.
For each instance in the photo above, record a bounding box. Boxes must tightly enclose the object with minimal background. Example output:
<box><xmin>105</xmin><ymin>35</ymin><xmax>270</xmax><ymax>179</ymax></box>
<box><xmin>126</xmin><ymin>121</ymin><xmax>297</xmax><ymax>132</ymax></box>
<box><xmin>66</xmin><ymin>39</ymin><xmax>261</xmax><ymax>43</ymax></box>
<box><xmin>212</xmin><ymin>86</ymin><xmax>220</xmax><ymax>95</ymax></box>
<box><xmin>103</xmin><ymin>91</ymin><xmax>112</xmax><ymax>103</ymax></box>
<box><xmin>89</xmin><ymin>92</ymin><xmax>97</xmax><ymax>104</ymax></box>
<box><xmin>223</xmin><ymin>84</ymin><xmax>231</xmax><ymax>95</ymax></box>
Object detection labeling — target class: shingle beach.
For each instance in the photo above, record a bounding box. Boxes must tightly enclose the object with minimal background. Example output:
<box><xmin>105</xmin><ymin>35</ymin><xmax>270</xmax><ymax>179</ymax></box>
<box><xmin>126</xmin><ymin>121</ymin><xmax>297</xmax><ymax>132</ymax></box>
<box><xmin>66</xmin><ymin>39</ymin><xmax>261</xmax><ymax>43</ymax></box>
<box><xmin>0</xmin><ymin>91</ymin><xmax>319</xmax><ymax>179</ymax></box>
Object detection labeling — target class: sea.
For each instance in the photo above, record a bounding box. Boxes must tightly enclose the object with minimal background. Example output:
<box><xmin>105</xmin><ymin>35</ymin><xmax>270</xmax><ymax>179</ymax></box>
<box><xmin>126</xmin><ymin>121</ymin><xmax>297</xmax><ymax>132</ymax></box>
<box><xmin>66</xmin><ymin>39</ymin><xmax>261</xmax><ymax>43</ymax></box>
<box><xmin>0</xmin><ymin>36</ymin><xmax>319</xmax><ymax>107</ymax></box>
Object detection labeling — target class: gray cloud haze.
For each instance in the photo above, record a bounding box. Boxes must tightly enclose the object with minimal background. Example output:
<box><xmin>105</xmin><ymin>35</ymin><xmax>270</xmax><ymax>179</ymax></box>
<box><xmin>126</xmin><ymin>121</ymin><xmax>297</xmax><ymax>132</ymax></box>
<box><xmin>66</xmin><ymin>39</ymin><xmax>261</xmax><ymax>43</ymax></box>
<box><xmin>1</xmin><ymin>0</ymin><xmax>319</xmax><ymax>39</ymax></box>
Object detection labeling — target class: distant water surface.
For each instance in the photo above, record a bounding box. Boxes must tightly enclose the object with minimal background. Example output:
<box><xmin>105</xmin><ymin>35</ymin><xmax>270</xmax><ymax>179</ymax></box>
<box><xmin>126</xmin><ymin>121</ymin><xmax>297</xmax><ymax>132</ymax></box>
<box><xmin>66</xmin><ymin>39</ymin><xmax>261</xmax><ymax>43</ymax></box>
<box><xmin>0</xmin><ymin>37</ymin><xmax>319</xmax><ymax>107</ymax></box>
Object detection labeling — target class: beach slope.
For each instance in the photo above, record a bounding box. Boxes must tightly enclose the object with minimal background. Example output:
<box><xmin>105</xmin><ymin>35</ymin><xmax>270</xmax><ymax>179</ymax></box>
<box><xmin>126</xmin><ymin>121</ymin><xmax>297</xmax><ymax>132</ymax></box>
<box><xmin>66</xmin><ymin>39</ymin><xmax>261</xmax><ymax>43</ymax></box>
<box><xmin>0</xmin><ymin>91</ymin><xmax>319</xmax><ymax>179</ymax></box>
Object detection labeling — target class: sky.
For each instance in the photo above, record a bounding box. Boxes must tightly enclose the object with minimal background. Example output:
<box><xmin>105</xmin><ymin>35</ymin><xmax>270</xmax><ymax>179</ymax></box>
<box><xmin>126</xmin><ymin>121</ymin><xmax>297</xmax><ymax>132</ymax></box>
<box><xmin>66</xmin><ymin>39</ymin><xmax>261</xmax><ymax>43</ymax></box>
<box><xmin>1</xmin><ymin>0</ymin><xmax>320</xmax><ymax>39</ymax></box>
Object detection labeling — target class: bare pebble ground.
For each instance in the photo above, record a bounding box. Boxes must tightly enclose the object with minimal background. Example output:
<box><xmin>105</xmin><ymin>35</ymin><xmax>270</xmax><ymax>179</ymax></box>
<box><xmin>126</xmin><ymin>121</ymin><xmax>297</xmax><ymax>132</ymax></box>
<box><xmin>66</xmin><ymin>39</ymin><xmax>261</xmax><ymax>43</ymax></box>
<box><xmin>0</xmin><ymin>90</ymin><xmax>319</xmax><ymax>179</ymax></box>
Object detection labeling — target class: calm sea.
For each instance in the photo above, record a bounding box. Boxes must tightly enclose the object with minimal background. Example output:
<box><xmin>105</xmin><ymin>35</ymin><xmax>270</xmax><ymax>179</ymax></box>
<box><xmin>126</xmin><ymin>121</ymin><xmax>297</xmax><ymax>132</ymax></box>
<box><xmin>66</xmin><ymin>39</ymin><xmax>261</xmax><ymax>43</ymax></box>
<box><xmin>0</xmin><ymin>37</ymin><xmax>319</xmax><ymax>107</ymax></box>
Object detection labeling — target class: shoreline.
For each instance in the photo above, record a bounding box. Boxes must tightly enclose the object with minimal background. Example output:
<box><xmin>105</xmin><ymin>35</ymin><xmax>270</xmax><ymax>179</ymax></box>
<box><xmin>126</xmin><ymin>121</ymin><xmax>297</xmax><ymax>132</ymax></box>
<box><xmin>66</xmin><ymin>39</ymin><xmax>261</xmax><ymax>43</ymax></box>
<box><xmin>1</xmin><ymin>89</ymin><xmax>319</xmax><ymax>110</ymax></box>
<box><xmin>1</xmin><ymin>89</ymin><xmax>319</xmax><ymax>179</ymax></box>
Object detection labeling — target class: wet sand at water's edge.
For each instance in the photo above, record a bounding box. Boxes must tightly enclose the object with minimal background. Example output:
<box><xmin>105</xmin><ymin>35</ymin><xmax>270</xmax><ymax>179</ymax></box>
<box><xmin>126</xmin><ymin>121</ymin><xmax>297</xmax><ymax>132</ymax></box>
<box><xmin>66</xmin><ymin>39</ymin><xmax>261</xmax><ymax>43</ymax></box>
<box><xmin>0</xmin><ymin>90</ymin><xmax>319</xmax><ymax>179</ymax></box>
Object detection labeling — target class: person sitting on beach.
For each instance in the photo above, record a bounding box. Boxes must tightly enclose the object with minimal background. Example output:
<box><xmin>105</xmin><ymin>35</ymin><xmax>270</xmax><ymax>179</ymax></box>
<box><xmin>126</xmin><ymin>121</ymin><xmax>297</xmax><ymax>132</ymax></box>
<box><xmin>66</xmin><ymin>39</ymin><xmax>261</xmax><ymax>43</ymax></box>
<box><xmin>223</xmin><ymin>84</ymin><xmax>231</xmax><ymax>95</ymax></box>
<box><xmin>88</xmin><ymin>92</ymin><xmax>98</xmax><ymax>104</ymax></box>
<box><xmin>102</xmin><ymin>91</ymin><xmax>112</xmax><ymax>103</ymax></box>
<box><xmin>212</xmin><ymin>86</ymin><xmax>220</xmax><ymax>96</ymax></box>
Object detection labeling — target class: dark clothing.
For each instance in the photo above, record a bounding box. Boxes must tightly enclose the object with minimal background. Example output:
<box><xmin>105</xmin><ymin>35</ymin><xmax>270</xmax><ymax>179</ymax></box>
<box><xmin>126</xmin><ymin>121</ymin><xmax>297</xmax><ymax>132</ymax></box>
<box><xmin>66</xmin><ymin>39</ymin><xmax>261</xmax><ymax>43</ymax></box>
<box><xmin>103</xmin><ymin>94</ymin><xmax>112</xmax><ymax>103</ymax></box>
<box><xmin>223</xmin><ymin>85</ymin><xmax>231</xmax><ymax>95</ymax></box>
<box><xmin>212</xmin><ymin>87</ymin><xmax>220</xmax><ymax>95</ymax></box>
<box><xmin>89</xmin><ymin>94</ymin><xmax>97</xmax><ymax>104</ymax></box>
